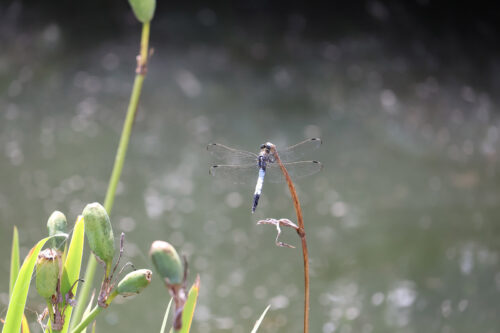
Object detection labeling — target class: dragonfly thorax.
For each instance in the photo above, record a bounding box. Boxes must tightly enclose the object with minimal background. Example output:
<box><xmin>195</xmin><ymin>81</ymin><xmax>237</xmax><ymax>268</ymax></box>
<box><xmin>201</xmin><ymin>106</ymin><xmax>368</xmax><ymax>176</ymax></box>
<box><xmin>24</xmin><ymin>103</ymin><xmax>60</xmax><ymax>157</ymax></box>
<box><xmin>258</xmin><ymin>142</ymin><xmax>276</xmax><ymax>167</ymax></box>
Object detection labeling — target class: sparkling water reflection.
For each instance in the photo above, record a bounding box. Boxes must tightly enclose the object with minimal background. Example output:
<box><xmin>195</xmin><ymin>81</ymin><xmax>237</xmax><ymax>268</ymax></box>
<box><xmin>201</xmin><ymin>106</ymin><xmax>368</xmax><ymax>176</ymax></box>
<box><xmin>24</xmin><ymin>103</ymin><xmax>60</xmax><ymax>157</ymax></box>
<box><xmin>1</xmin><ymin>12</ymin><xmax>500</xmax><ymax>333</ymax></box>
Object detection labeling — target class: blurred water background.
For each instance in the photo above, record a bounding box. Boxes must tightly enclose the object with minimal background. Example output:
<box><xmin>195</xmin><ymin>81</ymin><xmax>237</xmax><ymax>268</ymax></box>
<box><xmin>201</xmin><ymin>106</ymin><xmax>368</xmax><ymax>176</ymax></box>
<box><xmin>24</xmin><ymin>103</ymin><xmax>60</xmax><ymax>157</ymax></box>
<box><xmin>1</xmin><ymin>1</ymin><xmax>500</xmax><ymax>332</ymax></box>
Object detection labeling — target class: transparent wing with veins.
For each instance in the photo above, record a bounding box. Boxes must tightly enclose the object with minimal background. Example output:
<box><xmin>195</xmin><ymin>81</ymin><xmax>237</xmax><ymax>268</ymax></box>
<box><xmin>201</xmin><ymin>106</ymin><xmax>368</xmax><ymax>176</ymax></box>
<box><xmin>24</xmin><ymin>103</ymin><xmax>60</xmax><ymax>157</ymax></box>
<box><xmin>209</xmin><ymin>164</ymin><xmax>260</xmax><ymax>184</ymax></box>
<box><xmin>207</xmin><ymin>138</ymin><xmax>322</xmax><ymax>184</ymax></box>
<box><xmin>209</xmin><ymin>161</ymin><xmax>322</xmax><ymax>184</ymax></box>
<box><xmin>264</xmin><ymin>160</ymin><xmax>323</xmax><ymax>183</ymax></box>
<box><xmin>207</xmin><ymin>138</ymin><xmax>321</xmax><ymax>164</ymax></box>
<box><xmin>275</xmin><ymin>138</ymin><xmax>322</xmax><ymax>162</ymax></box>
<box><xmin>206</xmin><ymin>143</ymin><xmax>258</xmax><ymax>165</ymax></box>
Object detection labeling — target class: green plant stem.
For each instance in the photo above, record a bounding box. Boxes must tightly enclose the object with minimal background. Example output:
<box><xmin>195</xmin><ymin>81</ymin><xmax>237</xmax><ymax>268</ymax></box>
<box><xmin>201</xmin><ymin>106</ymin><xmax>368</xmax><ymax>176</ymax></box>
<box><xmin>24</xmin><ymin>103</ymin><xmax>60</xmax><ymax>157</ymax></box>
<box><xmin>140</xmin><ymin>22</ymin><xmax>150</xmax><ymax>71</ymax></box>
<box><xmin>70</xmin><ymin>292</ymin><xmax>117</xmax><ymax>333</ymax></box>
<box><xmin>47</xmin><ymin>300</ymin><xmax>56</xmax><ymax>331</ymax></box>
<box><xmin>70</xmin><ymin>22</ymin><xmax>150</xmax><ymax>330</ymax></box>
<box><xmin>71</xmin><ymin>306</ymin><xmax>102</xmax><ymax>333</ymax></box>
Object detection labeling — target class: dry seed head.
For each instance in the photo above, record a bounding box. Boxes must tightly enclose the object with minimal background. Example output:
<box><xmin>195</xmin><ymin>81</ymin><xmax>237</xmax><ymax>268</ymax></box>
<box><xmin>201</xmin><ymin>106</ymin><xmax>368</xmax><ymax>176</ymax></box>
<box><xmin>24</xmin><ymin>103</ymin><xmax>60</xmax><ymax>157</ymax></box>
<box><xmin>35</xmin><ymin>248</ymin><xmax>62</xmax><ymax>299</ymax></box>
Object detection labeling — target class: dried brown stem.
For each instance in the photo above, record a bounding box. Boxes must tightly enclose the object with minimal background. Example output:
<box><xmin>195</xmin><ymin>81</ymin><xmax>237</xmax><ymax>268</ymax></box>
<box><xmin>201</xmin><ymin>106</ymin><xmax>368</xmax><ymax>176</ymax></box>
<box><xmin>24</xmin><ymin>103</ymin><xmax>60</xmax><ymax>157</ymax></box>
<box><xmin>273</xmin><ymin>150</ymin><xmax>310</xmax><ymax>333</ymax></box>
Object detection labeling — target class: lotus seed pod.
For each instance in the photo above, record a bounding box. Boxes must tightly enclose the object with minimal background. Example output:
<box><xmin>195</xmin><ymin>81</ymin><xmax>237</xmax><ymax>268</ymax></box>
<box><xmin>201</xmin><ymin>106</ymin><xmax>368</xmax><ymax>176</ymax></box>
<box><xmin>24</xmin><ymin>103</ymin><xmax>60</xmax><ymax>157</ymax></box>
<box><xmin>36</xmin><ymin>249</ymin><xmax>61</xmax><ymax>299</ymax></box>
<box><xmin>117</xmin><ymin>269</ymin><xmax>152</xmax><ymax>296</ymax></box>
<box><xmin>83</xmin><ymin>202</ymin><xmax>115</xmax><ymax>267</ymax></box>
<box><xmin>149</xmin><ymin>241</ymin><xmax>183</xmax><ymax>285</ymax></box>
<box><xmin>47</xmin><ymin>210</ymin><xmax>68</xmax><ymax>249</ymax></box>
<box><xmin>128</xmin><ymin>0</ymin><xmax>156</xmax><ymax>23</ymax></box>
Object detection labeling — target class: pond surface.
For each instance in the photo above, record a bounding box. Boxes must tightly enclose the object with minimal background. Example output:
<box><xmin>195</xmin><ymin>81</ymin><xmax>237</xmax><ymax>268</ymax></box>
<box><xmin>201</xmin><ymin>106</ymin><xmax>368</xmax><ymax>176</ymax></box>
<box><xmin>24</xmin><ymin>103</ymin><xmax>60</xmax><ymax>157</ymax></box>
<box><xmin>1</xmin><ymin>8</ymin><xmax>500</xmax><ymax>333</ymax></box>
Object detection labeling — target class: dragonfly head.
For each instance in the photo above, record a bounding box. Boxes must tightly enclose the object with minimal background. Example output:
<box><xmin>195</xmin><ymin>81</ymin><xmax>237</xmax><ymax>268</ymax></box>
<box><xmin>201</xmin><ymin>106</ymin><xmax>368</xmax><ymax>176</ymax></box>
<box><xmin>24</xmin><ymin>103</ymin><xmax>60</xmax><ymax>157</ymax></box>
<box><xmin>259</xmin><ymin>142</ymin><xmax>277</xmax><ymax>162</ymax></box>
<box><xmin>260</xmin><ymin>142</ymin><xmax>275</xmax><ymax>152</ymax></box>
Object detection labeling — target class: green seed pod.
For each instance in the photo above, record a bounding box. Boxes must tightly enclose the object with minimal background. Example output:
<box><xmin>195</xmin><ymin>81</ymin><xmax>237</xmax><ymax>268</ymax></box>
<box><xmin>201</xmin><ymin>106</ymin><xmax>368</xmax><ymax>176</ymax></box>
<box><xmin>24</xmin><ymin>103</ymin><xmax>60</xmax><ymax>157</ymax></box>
<box><xmin>149</xmin><ymin>241</ymin><xmax>183</xmax><ymax>285</ymax></box>
<box><xmin>36</xmin><ymin>249</ymin><xmax>61</xmax><ymax>299</ymax></box>
<box><xmin>83</xmin><ymin>202</ymin><xmax>115</xmax><ymax>267</ymax></box>
<box><xmin>116</xmin><ymin>269</ymin><xmax>152</xmax><ymax>297</ymax></box>
<box><xmin>128</xmin><ymin>0</ymin><xmax>156</xmax><ymax>23</ymax></box>
<box><xmin>47</xmin><ymin>210</ymin><xmax>68</xmax><ymax>249</ymax></box>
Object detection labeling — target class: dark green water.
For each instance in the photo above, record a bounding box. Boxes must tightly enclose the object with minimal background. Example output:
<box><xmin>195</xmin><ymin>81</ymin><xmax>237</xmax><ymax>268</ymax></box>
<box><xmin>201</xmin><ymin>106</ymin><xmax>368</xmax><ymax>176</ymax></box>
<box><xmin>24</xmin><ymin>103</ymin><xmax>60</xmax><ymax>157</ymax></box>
<box><xmin>1</xmin><ymin>14</ymin><xmax>500</xmax><ymax>333</ymax></box>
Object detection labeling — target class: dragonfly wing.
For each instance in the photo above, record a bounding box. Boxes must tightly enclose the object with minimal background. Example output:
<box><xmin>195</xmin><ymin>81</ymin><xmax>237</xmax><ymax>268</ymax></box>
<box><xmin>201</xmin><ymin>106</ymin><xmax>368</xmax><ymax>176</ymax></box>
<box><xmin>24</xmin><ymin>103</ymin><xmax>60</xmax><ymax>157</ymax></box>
<box><xmin>277</xmin><ymin>138</ymin><xmax>322</xmax><ymax>162</ymax></box>
<box><xmin>207</xmin><ymin>143</ymin><xmax>258</xmax><ymax>165</ymax></box>
<box><xmin>264</xmin><ymin>161</ymin><xmax>323</xmax><ymax>183</ymax></box>
<box><xmin>209</xmin><ymin>164</ymin><xmax>260</xmax><ymax>185</ymax></box>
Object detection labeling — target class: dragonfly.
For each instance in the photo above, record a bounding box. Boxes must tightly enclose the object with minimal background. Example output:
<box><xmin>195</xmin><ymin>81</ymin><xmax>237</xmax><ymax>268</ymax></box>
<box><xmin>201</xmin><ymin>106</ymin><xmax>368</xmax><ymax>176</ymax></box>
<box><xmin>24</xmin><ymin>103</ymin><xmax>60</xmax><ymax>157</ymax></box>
<box><xmin>207</xmin><ymin>138</ymin><xmax>322</xmax><ymax>213</ymax></box>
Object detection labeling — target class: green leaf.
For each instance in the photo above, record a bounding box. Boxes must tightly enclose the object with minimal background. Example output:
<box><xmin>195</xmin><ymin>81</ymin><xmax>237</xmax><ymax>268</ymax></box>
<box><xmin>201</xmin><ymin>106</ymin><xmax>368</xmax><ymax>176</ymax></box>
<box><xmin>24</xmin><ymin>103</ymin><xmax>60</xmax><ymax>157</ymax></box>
<box><xmin>128</xmin><ymin>0</ymin><xmax>156</xmax><ymax>23</ymax></box>
<box><xmin>178</xmin><ymin>275</ymin><xmax>200</xmax><ymax>333</ymax></box>
<box><xmin>160</xmin><ymin>298</ymin><xmax>173</xmax><ymax>333</ymax></box>
<box><xmin>9</xmin><ymin>227</ymin><xmax>29</xmax><ymax>333</ymax></box>
<box><xmin>9</xmin><ymin>226</ymin><xmax>19</xmax><ymax>298</ymax></box>
<box><xmin>251</xmin><ymin>305</ymin><xmax>271</xmax><ymax>333</ymax></box>
<box><xmin>2</xmin><ymin>236</ymin><xmax>50</xmax><ymax>333</ymax></box>
<box><xmin>60</xmin><ymin>216</ymin><xmax>85</xmax><ymax>333</ymax></box>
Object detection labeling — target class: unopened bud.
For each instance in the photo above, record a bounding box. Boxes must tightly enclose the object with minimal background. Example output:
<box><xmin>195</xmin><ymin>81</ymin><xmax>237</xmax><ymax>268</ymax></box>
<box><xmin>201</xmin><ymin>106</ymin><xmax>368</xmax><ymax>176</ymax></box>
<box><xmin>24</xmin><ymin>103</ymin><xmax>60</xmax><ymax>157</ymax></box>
<box><xmin>149</xmin><ymin>241</ymin><xmax>183</xmax><ymax>285</ymax></box>
<box><xmin>117</xmin><ymin>269</ymin><xmax>152</xmax><ymax>296</ymax></box>
<box><xmin>47</xmin><ymin>210</ymin><xmax>68</xmax><ymax>249</ymax></box>
<box><xmin>36</xmin><ymin>249</ymin><xmax>61</xmax><ymax>299</ymax></box>
<box><xmin>83</xmin><ymin>202</ymin><xmax>115</xmax><ymax>267</ymax></box>
<box><xmin>128</xmin><ymin>0</ymin><xmax>156</xmax><ymax>23</ymax></box>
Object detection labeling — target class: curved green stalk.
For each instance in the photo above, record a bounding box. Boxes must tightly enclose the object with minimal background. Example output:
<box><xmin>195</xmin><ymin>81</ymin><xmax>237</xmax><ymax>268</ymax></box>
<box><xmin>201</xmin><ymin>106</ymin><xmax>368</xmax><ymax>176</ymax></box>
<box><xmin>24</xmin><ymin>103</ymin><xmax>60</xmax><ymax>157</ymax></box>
<box><xmin>70</xmin><ymin>22</ymin><xmax>151</xmax><ymax>330</ymax></box>
<box><xmin>70</xmin><ymin>292</ymin><xmax>117</xmax><ymax>333</ymax></box>
<box><xmin>70</xmin><ymin>306</ymin><xmax>102</xmax><ymax>333</ymax></box>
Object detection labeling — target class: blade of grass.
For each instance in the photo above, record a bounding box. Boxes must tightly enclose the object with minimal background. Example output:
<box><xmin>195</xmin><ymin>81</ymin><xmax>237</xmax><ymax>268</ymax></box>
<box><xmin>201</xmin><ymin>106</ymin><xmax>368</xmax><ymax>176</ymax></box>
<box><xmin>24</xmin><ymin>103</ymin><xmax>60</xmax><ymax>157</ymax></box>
<box><xmin>251</xmin><ymin>305</ymin><xmax>271</xmax><ymax>333</ymax></box>
<box><xmin>2</xmin><ymin>237</ymin><xmax>50</xmax><ymax>333</ymax></box>
<box><xmin>160</xmin><ymin>298</ymin><xmax>173</xmax><ymax>333</ymax></box>
<box><xmin>60</xmin><ymin>216</ymin><xmax>85</xmax><ymax>333</ymax></box>
<box><xmin>9</xmin><ymin>226</ymin><xmax>20</xmax><ymax>298</ymax></box>
<box><xmin>177</xmin><ymin>275</ymin><xmax>200</xmax><ymax>333</ymax></box>
<box><xmin>81</xmin><ymin>291</ymin><xmax>95</xmax><ymax>333</ymax></box>
<box><xmin>9</xmin><ymin>227</ymin><xmax>30</xmax><ymax>333</ymax></box>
